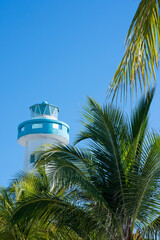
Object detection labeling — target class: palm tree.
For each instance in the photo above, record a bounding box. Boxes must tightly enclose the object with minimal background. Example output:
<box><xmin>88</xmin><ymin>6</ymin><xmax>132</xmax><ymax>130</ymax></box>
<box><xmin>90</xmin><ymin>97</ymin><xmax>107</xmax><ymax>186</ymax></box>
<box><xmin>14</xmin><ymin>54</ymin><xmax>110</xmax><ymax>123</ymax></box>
<box><xmin>0</xmin><ymin>187</ymin><xmax>24</xmax><ymax>240</ymax></box>
<box><xmin>7</xmin><ymin>168</ymin><xmax>84</xmax><ymax>240</ymax></box>
<box><xmin>0</xmin><ymin>168</ymin><xmax>76</xmax><ymax>240</ymax></box>
<box><xmin>108</xmin><ymin>0</ymin><xmax>160</xmax><ymax>100</ymax></box>
<box><xmin>12</xmin><ymin>88</ymin><xmax>160</xmax><ymax>239</ymax></box>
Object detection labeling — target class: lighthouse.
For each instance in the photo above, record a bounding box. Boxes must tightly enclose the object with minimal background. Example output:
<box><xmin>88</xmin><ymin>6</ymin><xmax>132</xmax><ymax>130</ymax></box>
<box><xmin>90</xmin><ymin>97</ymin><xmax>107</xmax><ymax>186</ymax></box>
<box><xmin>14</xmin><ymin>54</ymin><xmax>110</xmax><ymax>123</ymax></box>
<box><xmin>17</xmin><ymin>101</ymin><xmax>69</xmax><ymax>171</ymax></box>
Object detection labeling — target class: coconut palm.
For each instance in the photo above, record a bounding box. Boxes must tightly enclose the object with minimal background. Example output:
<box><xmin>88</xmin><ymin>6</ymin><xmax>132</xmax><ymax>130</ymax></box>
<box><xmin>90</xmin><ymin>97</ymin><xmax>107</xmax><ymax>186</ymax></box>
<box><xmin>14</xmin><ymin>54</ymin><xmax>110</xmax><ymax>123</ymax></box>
<box><xmin>8</xmin><ymin>168</ymin><xmax>84</xmax><ymax>240</ymax></box>
<box><xmin>0</xmin><ymin>168</ymin><xmax>77</xmax><ymax>240</ymax></box>
<box><xmin>13</xmin><ymin>89</ymin><xmax>160</xmax><ymax>239</ymax></box>
<box><xmin>0</xmin><ymin>187</ymin><xmax>24</xmax><ymax>240</ymax></box>
<box><xmin>0</xmin><ymin>185</ymin><xmax>50</xmax><ymax>240</ymax></box>
<box><xmin>109</xmin><ymin>0</ymin><xmax>160</xmax><ymax>100</ymax></box>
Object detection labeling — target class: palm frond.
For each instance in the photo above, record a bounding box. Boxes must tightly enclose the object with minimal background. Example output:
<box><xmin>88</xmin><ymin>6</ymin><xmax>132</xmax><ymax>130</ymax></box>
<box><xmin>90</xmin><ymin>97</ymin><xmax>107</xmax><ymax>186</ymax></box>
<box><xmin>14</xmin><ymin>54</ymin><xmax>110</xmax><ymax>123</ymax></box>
<box><xmin>126</xmin><ymin>132</ymin><xmax>160</xmax><ymax>232</ymax></box>
<box><xmin>12</xmin><ymin>193</ymin><xmax>105</xmax><ymax>239</ymax></box>
<box><xmin>36</xmin><ymin>145</ymin><xmax>106</xmax><ymax>205</ymax></box>
<box><xmin>75</xmin><ymin>97</ymin><xmax>129</xmax><ymax>212</ymax></box>
<box><xmin>130</xmin><ymin>88</ymin><xmax>154</xmax><ymax>139</ymax></box>
<box><xmin>9</xmin><ymin>89</ymin><xmax>160</xmax><ymax>239</ymax></box>
<box><xmin>108</xmin><ymin>0</ymin><xmax>160</xmax><ymax>100</ymax></box>
<box><xmin>124</xmin><ymin>88</ymin><xmax>155</xmax><ymax>174</ymax></box>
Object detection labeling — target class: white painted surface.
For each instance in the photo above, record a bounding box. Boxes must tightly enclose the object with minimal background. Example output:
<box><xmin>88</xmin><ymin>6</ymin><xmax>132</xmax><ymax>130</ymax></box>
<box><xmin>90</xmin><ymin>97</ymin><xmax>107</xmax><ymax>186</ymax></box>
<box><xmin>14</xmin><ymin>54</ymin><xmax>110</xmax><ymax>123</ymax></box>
<box><xmin>20</xmin><ymin>134</ymin><xmax>69</xmax><ymax>171</ymax></box>
<box><xmin>18</xmin><ymin>133</ymin><xmax>69</xmax><ymax>146</ymax></box>
<box><xmin>31</xmin><ymin>115</ymin><xmax>57</xmax><ymax>120</ymax></box>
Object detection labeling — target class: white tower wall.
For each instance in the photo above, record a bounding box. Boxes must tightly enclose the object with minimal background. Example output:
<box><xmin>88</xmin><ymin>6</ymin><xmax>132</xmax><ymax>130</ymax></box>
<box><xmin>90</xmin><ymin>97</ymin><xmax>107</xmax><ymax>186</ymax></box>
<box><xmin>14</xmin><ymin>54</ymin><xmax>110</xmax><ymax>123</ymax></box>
<box><xmin>23</xmin><ymin>134</ymin><xmax>68</xmax><ymax>171</ymax></box>
<box><xmin>18</xmin><ymin>102</ymin><xmax>69</xmax><ymax>171</ymax></box>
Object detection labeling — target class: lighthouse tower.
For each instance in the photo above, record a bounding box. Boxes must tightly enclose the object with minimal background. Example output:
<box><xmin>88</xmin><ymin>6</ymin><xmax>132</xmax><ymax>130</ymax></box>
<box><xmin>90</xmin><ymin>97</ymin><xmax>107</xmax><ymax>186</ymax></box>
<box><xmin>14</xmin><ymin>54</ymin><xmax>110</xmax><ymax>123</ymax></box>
<box><xmin>17</xmin><ymin>101</ymin><xmax>69</xmax><ymax>171</ymax></box>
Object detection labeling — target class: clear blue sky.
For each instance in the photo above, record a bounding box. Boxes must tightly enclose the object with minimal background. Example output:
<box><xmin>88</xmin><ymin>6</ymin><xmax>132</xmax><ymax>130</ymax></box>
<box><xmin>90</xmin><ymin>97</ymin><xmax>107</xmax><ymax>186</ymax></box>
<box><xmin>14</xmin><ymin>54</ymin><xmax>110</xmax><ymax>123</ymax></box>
<box><xmin>0</xmin><ymin>0</ymin><xmax>160</xmax><ymax>186</ymax></box>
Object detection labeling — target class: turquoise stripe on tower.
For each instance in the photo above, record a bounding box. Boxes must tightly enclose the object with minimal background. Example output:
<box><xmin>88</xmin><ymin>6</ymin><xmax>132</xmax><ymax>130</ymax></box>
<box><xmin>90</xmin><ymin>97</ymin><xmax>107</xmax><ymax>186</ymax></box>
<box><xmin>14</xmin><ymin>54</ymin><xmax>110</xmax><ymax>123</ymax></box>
<box><xmin>17</xmin><ymin>101</ymin><xmax>69</xmax><ymax>171</ymax></box>
<box><xmin>18</xmin><ymin>118</ymin><xmax>69</xmax><ymax>141</ymax></box>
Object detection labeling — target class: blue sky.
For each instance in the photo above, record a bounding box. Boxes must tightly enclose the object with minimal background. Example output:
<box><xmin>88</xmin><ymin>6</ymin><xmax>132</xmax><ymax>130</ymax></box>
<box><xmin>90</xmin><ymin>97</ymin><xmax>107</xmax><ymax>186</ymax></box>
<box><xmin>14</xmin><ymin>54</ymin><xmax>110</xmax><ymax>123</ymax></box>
<box><xmin>0</xmin><ymin>0</ymin><xmax>160</xmax><ymax>186</ymax></box>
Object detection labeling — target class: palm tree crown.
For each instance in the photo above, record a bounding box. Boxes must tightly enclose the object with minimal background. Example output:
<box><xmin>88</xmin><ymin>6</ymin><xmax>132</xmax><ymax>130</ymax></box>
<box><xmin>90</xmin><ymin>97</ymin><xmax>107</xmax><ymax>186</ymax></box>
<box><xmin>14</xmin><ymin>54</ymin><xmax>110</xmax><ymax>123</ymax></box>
<box><xmin>13</xmin><ymin>89</ymin><xmax>160</xmax><ymax>239</ymax></box>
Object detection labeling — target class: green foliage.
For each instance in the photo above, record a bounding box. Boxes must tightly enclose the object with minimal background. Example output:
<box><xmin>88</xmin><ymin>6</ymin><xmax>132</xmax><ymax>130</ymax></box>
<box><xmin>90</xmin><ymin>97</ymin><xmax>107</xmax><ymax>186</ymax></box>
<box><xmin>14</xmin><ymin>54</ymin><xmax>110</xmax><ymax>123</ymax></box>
<box><xmin>0</xmin><ymin>168</ymin><xmax>81</xmax><ymax>239</ymax></box>
<box><xmin>12</xmin><ymin>89</ymin><xmax>160</xmax><ymax>239</ymax></box>
<box><xmin>109</xmin><ymin>0</ymin><xmax>160</xmax><ymax>100</ymax></box>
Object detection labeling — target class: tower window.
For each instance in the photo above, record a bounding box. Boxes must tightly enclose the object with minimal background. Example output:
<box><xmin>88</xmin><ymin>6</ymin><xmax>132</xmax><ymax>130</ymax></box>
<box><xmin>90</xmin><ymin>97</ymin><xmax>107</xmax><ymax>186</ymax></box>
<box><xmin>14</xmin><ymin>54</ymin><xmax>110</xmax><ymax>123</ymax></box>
<box><xmin>32</xmin><ymin>123</ymin><xmax>43</xmax><ymax>129</ymax></box>
<box><xmin>52</xmin><ymin>123</ymin><xmax>62</xmax><ymax>130</ymax></box>
<box><xmin>53</xmin><ymin>123</ymin><xmax>59</xmax><ymax>129</ymax></box>
<box><xmin>30</xmin><ymin>154</ymin><xmax>35</xmax><ymax>163</ymax></box>
<box><xmin>20</xmin><ymin>127</ymin><xmax>24</xmax><ymax>132</ymax></box>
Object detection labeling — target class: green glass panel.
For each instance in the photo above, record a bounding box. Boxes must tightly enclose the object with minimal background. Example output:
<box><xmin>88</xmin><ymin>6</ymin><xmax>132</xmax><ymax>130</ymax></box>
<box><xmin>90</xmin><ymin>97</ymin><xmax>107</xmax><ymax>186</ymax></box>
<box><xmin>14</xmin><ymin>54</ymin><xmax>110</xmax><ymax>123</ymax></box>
<box><xmin>39</xmin><ymin>104</ymin><xmax>46</xmax><ymax>115</ymax></box>
<box><xmin>31</xmin><ymin>106</ymin><xmax>36</xmax><ymax>112</ymax></box>
<box><xmin>36</xmin><ymin>105</ymin><xmax>41</xmax><ymax>114</ymax></box>
<box><xmin>44</xmin><ymin>105</ymin><xmax>50</xmax><ymax>115</ymax></box>
<box><xmin>30</xmin><ymin>154</ymin><xmax>35</xmax><ymax>163</ymax></box>
<box><xmin>50</xmin><ymin>106</ymin><xmax>54</xmax><ymax>115</ymax></box>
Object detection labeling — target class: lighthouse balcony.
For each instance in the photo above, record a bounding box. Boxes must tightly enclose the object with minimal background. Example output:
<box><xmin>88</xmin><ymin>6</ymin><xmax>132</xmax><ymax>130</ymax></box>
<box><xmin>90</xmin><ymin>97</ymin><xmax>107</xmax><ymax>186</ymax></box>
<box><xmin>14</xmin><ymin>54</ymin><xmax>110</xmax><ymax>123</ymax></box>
<box><xmin>18</xmin><ymin>118</ymin><xmax>69</xmax><ymax>143</ymax></box>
